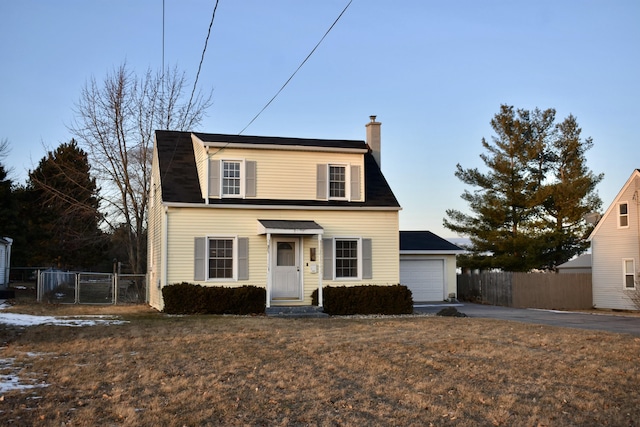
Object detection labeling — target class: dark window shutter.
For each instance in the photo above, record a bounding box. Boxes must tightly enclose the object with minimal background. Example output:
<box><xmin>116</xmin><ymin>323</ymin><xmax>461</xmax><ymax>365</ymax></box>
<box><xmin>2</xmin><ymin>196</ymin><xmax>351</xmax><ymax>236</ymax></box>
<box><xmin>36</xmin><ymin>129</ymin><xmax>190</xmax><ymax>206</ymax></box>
<box><xmin>362</xmin><ymin>238</ymin><xmax>372</xmax><ymax>279</ymax></box>
<box><xmin>238</xmin><ymin>237</ymin><xmax>249</xmax><ymax>280</ymax></box>
<box><xmin>323</xmin><ymin>238</ymin><xmax>333</xmax><ymax>280</ymax></box>
<box><xmin>209</xmin><ymin>159</ymin><xmax>220</xmax><ymax>198</ymax></box>
<box><xmin>194</xmin><ymin>237</ymin><xmax>206</xmax><ymax>281</ymax></box>
<box><xmin>245</xmin><ymin>161</ymin><xmax>256</xmax><ymax>197</ymax></box>
<box><xmin>317</xmin><ymin>164</ymin><xmax>327</xmax><ymax>200</ymax></box>
<box><xmin>350</xmin><ymin>165</ymin><xmax>361</xmax><ymax>201</ymax></box>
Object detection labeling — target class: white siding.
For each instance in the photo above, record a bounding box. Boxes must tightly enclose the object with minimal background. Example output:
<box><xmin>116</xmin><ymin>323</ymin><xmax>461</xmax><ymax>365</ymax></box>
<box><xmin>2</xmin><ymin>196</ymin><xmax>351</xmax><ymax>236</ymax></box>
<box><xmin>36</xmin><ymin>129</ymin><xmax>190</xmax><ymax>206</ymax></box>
<box><xmin>591</xmin><ymin>173</ymin><xmax>640</xmax><ymax>310</ymax></box>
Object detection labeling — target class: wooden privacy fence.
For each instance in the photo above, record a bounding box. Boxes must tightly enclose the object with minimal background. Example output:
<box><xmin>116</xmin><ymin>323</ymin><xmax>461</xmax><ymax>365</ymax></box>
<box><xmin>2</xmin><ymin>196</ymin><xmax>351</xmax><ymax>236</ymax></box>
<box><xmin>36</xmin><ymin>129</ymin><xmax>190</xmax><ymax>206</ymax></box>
<box><xmin>457</xmin><ymin>272</ymin><xmax>592</xmax><ymax>310</ymax></box>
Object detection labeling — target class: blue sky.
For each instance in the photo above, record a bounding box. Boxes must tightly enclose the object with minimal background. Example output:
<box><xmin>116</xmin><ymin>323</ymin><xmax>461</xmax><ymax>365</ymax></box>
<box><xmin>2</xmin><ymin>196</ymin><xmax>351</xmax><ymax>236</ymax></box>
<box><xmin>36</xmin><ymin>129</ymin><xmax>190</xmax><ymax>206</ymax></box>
<box><xmin>1</xmin><ymin>1</ymin><xmax>639</xmax><ymax>238</ymax></box>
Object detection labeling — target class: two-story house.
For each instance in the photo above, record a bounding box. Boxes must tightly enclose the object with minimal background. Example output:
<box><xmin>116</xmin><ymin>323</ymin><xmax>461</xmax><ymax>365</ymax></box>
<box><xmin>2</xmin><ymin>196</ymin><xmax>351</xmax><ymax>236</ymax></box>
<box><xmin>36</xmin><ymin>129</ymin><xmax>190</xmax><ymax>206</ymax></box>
<box><xmin>147</xmin><ymin>117</ymin><xmax>401</xmax><ymax>310</ymax></box>
<box><xmin>588</xmin><ymin>169</ymin><xmax>640</xmax><ymax>311</ymax></box>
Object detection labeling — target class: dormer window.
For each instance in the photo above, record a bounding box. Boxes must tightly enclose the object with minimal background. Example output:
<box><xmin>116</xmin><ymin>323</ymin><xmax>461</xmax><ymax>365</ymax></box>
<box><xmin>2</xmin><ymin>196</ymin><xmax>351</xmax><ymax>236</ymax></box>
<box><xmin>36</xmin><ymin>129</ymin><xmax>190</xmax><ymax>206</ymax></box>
<box><xmin>329</xmin><ymin>165</ymin><xmax>346</xmax><ymax>199</ymax></box>
<box><xmin>317</xmin><ymin>163</ymin><xmax>361</xmax><ymax>201</ymax></box>
<box><xmin>208</xmin><ymin>159</ymin><xmax>256</xmax><ymax>199</ymax></box>
<box><xmin>619</xmin><ymin>202</ymin><xmax>629</xmax><ymax>228</ymax></box>
<box><xmin>222</xmin><ymin>161</ymin><xmax>241</xmax><ymax>196</ymax></box>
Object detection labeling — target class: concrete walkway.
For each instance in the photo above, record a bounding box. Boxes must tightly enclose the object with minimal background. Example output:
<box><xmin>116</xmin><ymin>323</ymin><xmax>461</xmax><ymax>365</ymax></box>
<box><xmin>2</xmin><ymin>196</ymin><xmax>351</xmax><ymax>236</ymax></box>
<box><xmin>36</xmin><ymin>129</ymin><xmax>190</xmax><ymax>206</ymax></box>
<box><xmin>414</xmin><ymin>303</ymin><xmax>640</xmax><ymax>336</ymax></box>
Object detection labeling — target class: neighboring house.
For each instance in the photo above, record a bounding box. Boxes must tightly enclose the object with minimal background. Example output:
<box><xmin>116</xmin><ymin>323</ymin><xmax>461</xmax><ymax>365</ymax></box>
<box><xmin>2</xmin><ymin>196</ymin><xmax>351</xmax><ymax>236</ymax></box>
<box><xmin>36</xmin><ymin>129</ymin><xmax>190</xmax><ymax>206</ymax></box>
<box><xmin>0</xmin><ymin>237</ymin><xmax>12</xmax><ymax>287</ymax></box>
<box><xmin>399</xmin><ymin>231</ymin><xmax>463</xmax><ymax>302</ymax></box>
<box><xmin>147</xmin><ymin>117</ymin><xmax>401</xmax><ymax>310</ymax></box>
<box><xmin>556</xmin><ymin>254</ymin><xmax>591</xmax><ymax>274</ymax></box>
<box><xmin>588</xmin><ymin>169</ymin><xmax>640</xmax><ymax>310</ymax></box>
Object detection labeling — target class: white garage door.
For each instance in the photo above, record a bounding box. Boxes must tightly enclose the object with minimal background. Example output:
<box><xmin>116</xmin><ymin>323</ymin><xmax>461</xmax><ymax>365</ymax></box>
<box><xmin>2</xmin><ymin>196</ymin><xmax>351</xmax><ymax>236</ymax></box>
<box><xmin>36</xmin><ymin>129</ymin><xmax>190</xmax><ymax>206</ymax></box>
<box><xmin>400</xmin><ymin>259</ymin><xmax>445</xmax><ymax>302</ymax></box>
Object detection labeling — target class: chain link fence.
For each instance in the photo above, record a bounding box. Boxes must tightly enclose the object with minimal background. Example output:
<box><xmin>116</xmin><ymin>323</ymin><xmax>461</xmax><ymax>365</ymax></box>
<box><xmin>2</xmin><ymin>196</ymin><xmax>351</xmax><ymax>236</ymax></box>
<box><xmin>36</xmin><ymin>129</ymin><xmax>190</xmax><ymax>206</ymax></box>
<box><xmin>37</xmin><ymin>270</ymin><xmax>147</xmax><ymax>304</ymax></box>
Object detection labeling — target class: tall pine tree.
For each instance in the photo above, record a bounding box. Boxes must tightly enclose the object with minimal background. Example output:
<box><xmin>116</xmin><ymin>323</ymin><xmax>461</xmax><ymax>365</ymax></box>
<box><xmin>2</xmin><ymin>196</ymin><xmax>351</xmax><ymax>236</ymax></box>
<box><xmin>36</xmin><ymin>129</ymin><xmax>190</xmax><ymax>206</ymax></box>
<box><xmin>444</xmin><ymin>105</ymin><xmax>602</xmax><ymax>271</ymax></box>
<box><xmin>535</xmin><ymin>115</ymin><xmax>604</xmax><ymax>269</ymax></box>
<box><xmin>27</xmin><ymin>140</ymin><xmax>105</xmax><ymax>269</ymax></box>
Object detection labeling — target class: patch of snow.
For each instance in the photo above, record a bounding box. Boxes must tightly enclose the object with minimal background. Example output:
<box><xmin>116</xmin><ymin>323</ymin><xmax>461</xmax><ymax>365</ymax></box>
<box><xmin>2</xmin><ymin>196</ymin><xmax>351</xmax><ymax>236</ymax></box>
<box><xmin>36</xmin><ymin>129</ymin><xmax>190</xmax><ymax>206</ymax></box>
<box><xmin>0</xmin><ymin>374</ymin><xmax>49</xmax><ymax>393</ymax></box>
<box><xmin>0</xmin><ymin>357</ymin><xmax>49</xmax><ymax>394</ymax></box>
<box><xmin>0</xmin><ymin>299</ymin><xmax>127</xmax><ymax>327</ymax></box>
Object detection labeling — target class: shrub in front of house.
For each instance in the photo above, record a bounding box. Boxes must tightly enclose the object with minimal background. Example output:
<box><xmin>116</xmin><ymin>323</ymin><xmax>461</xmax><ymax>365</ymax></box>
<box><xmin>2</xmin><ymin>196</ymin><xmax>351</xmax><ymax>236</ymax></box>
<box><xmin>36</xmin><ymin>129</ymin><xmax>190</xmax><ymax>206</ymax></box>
<box><xmin>311</xmin><ymin>285</ymin><xmax>413</xmax><ymax>315</ymax></box>
<box><xmin>162</xmin><ymin>283</ymin><xmax>266</xmax><ymax>315</ymax></box>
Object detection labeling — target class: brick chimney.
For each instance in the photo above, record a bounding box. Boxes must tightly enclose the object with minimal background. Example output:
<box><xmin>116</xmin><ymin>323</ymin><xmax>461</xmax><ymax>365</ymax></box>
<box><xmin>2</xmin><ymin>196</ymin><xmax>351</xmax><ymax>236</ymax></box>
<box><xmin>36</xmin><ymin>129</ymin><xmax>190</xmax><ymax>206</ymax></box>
<box><xmin>365</xmin><ymin>115</ymin><xmax>381</xmax><ymax>167</ymax></box>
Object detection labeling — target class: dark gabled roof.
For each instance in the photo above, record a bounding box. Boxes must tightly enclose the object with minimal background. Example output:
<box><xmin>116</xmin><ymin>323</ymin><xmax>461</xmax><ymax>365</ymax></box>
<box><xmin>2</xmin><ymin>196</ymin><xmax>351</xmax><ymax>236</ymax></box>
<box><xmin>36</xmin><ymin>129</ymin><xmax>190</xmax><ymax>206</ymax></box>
<box><xmin>155</xmin><ymin>130</ymin><xmax>400</xmax><ymax>208</ymax></box>
<box><xmin>192</xmin><ymin>132</ymin><xmax>367</xmax><ymax>150</ymax></box>
<box><xmin>400</xmin><ymin>231</ymin><xmax>463</xmax><ymax>252</ymax></box>
<box><xmin>156</xmin><ymin>130</ymin><xmax>204</xmax><ymax>203</ymax></box>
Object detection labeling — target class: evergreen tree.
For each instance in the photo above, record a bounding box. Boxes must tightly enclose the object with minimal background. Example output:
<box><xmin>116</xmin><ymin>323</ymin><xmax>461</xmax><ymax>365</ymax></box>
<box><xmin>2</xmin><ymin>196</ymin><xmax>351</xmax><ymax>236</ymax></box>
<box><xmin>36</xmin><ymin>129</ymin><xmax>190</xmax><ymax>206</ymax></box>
<box><xmin>0</xmin><ymin>139</ymin><xmax>16</xmax><ymax>238</ymax></box>
<box><xmin>27</xmin><ymin>140</ymin><xmax>105</xmax><ymax>269</ymax></box>
<box><xmin>0</xmin><ymin>164</ymin><xmax>15</xmax><ymax>238</ymax></box>
<box><xmin>444</xmin><ymin>105</ymin><xmax>602</xmax><ymax>271</ymax></box>
<box><xmin>535</xmin><ymin>115</ymin><xmax>603</xmax><ymax>269</ymax></box>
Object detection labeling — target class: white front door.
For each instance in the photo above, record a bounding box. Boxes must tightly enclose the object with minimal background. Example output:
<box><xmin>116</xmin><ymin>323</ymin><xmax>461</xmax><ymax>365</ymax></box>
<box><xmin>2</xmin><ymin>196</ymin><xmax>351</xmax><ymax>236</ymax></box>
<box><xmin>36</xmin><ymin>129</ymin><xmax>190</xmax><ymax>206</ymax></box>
<box><xmin>272</xmin><ymin>238</ymin><xmax>301</xmax><ymax>300</ymax></box>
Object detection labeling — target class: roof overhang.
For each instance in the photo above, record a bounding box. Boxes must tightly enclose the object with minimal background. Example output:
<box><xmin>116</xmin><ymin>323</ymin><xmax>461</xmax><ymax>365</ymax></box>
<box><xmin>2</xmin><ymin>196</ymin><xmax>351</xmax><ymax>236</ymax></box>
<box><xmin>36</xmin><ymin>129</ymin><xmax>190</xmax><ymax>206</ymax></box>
<box><xmin>192</xmin><ymin>133</ymin><xmax>368</xmax><ymax>154</ymax></box>
<box><xmin>162</xmin><ymin>202</ymin><xmax>401</xmax><ymax>211</ymax></box>
<box><xmin>257</xmin><ymin>220</ymin><xmax>324</xmax><ymax>235</ymax></box>
<box><xmin>400</xmin><ymin>250</ymin><xmax>465</xmax><ymax>255</ymax></box>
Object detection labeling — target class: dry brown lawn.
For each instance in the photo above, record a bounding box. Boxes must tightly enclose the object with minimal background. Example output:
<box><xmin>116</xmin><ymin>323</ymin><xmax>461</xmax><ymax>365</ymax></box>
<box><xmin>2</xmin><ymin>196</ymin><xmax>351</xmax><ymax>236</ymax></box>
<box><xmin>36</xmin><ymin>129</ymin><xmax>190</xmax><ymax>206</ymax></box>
<box><xmin>1</xmin><ymin>301</ymin><xmax>639</xmax><ymax>426</ymax></box>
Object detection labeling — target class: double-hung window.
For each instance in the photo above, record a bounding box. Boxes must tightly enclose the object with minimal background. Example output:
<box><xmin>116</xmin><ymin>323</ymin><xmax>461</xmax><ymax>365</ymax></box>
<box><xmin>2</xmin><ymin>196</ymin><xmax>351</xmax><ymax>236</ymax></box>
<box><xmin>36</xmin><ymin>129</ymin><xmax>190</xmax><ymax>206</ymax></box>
<box><xmin>209</xmin><ymin>238</ymin><xmax>234</xmax><ymax>279</ymax></box>
<box><xmin>222</xmin><ymin>161</ymin><xmax>241</xmax><ymax>196</ymax></box>
<box><xmin>329</xmin><ymin>165</ymin><xmax>346</xmax><ymax>199</ymax></box>
<box><xmin>316</xmin><ymin>163</ymin><xmax>361</xmax><ymax>201</ymax></box>
<box><xmin>624</xmin><ymin>259</ymin><xmax>635</xmax><ymax>289</ymax></box>
<box><xmin>619</xmin><ymin>202</ymin><xmax>629</xmax><ymax>228</ymax></box>
<box><xmin>323</xmin><ymin>237</ymin><xmax>372</xmax><ymax>280</ymax></box>
<box><xmin>335</xmin><ymin>239</ymin><xmax>358</xmax><ymax>278</ymax></box>
<box><xmin>194</xmin><ymin>236</ymin><xmax>249</xmax><ymax>281</ymax></box>
<box><xmin>209</xmin><ymin>159</ymin><xmax>256</xmax><ymax>199</ymax></box>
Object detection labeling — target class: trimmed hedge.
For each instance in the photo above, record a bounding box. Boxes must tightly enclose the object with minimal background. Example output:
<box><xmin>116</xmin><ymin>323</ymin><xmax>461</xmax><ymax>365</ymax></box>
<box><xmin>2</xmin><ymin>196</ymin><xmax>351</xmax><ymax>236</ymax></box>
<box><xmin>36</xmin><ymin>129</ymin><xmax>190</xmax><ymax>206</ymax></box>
<box><xmin>162</xmin><ymin>283</ymin><xmax>266</xmax><ymax>315</ymax></box>
<box><xmin>311</xmin><ymin>285</ymin><xmax>413</xmax><ymax>315</ymax></box>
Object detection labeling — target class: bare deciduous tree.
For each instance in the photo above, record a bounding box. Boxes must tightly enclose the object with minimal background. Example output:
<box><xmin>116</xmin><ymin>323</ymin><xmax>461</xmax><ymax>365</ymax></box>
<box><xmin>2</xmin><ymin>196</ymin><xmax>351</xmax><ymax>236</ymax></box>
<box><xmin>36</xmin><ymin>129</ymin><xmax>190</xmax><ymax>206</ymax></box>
<box><xmin>70</xmin><ymin>63</ymin><xmax>212</xmax><ymax>273</ymax></box>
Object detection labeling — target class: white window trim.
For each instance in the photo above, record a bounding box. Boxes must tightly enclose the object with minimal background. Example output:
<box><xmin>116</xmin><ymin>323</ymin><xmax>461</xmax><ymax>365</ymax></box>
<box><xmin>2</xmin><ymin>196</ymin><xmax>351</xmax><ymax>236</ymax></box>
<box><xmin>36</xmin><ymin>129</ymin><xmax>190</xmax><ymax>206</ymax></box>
<box><xmin>221</xmin><ymin>159</ymin><xmax>245</xmax><ymax>198</ymax></box>
<box><xmin>618</xmin><ymin>202</ymin><xmax>629</xmax><ymax>229</ymax></box>
<box><xmin>334</xmin><ymin>237</ymin><xmax>362</xmax><ymax>280</ymax></box>
<box><xmin>623</xmin><ymin>258</ymin><xmax>636</xmax><ymax>290</ymax></box>
<box><xmin>328</xmin><ymin>163</ymin><xmax>350</xmax><ymax>201</ymax></box>
<box><xmin>206</xmin><ymin>235</ymin><xmax>238</xmax><ymax>281</ymax></box>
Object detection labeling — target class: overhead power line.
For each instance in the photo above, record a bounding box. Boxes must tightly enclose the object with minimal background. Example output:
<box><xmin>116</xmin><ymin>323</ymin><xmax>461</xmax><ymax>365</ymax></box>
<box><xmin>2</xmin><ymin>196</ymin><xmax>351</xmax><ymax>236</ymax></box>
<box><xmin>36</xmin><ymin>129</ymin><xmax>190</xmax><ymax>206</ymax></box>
<box><xmin>185</xmin><ymin>0</ymin><xmax>220</xmax><ymax>124</ymax></box>
<box><xmin>239</xmin><ymin>0</ymin><xmax>353</xmax><ymax>135</ymax></box>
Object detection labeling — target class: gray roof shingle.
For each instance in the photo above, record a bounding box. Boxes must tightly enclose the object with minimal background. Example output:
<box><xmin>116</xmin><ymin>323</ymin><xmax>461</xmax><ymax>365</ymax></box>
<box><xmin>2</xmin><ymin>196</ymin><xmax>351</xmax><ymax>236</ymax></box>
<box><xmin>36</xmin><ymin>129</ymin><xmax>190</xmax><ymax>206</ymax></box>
<box><xmin>400</xmin><ymin>231</ymin><xmax>463</xmax><ymax>252</ymax></box>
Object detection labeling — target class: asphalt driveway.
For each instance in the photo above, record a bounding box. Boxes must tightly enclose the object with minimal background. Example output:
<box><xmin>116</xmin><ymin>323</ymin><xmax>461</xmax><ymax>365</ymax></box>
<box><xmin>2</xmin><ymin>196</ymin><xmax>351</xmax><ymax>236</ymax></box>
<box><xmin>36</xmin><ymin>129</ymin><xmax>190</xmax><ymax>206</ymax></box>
<box><xmin>414</xmin><ymin>303</ymin><xmax>640</xmax><ymax>336</ymax></box>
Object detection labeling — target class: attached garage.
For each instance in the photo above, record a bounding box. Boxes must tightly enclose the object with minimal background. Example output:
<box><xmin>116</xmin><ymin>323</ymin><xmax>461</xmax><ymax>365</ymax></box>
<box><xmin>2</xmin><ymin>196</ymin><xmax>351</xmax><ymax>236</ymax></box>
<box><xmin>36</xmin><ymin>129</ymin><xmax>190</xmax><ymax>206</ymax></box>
<box><xmin>400</xmin><ymin>231</ymin><xmax>463</xmax><ymax>302</ymax></box>
<box><xmin>400</xmin><ymin>258</ymin><xmax>445</xmax><ymax>301</ymax></box>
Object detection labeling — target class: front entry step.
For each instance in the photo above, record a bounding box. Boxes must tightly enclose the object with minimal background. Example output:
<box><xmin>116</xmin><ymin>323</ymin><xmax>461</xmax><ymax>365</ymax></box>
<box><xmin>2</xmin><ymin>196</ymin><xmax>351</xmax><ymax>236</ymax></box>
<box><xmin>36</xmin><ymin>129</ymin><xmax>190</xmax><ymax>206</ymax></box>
<box><xmin>266</xmin><ymin>306</ymin><xmax>329</xmax><ymax>318</ymax></box>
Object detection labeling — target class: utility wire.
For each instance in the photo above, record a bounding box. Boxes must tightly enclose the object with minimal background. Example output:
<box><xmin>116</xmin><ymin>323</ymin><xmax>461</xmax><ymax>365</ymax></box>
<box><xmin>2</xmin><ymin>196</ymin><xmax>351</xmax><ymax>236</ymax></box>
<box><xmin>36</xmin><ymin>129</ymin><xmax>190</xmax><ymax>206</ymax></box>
<box><xmin>239</xmin><ymin>0</ymin><xmax>353</xmax><ymax>135</ymax></box>
<box><xmin>184</xmin><ymin>0</ymin><xmax>220</xmax><ymax>127</ymax></box>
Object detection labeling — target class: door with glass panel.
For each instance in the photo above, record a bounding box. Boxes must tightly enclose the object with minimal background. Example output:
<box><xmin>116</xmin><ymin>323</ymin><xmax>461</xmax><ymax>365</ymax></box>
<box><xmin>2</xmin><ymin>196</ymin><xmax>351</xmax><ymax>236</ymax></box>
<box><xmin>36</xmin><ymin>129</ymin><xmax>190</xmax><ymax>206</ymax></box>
<box><xmin>272</xmin><ymin>238</ymin><xmax>300</xmax><ymax>300</ymax></box>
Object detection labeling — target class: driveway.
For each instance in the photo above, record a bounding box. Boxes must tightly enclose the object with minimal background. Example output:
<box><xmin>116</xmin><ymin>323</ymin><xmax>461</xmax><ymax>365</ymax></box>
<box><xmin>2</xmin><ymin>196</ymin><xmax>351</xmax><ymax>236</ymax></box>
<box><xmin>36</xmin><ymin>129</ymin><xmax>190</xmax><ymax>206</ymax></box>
<box><xmin>414</xmin><ymin>303</ymin><xmax>640</xmax><ymax>336</ymax></box>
